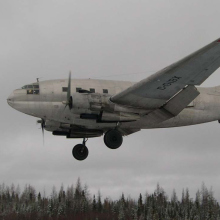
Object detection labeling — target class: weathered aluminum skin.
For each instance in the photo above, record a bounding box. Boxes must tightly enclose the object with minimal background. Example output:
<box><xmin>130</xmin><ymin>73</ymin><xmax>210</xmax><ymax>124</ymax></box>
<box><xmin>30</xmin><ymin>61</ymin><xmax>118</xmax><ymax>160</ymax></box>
<box><xmin>7</xmin><ymin>78</ymin><xmax>220</xmax><ymax>135</ymax></box>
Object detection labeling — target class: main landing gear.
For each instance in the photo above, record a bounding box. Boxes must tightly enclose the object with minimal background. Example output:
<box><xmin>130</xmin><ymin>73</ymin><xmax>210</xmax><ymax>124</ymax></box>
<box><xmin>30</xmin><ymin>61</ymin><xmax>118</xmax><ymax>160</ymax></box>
<box><xmin>72</xmin><ymin>138</ymin><xmax>89</xmax><ymax>161</ymax></box>
<box><xmin>104</xmin><ymin>129</ymin><xmax>123</xmax><ymax>149</ymax></box>
<box><xmin>72</xmin><ymin>130</ymin><xmax>123</xmax><ymax>161</ymax></box>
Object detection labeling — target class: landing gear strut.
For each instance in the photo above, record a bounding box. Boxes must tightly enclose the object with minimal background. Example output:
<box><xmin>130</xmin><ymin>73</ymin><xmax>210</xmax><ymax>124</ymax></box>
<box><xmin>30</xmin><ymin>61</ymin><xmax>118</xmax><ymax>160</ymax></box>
<box><xmin>104</xmin><ymin>129</ymin><xmax>123</xmax><ymax>149</ymax></box>
<box><xmin>72</xmin><ymin>138</ymin><xmax>89</xmax><ymax>161</ymax></box>
<box><xmin>72</xmin><ymin>129</ymin><xmax>123</xmax><ymax>160</ymax></box>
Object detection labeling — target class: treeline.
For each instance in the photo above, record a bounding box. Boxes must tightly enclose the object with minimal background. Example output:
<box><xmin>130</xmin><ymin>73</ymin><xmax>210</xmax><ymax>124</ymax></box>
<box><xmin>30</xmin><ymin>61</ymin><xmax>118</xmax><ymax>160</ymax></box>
<box><xmin>0</xmin><ymin>179</ymin><xmax>219</xmax><ymax>220</ymax></box>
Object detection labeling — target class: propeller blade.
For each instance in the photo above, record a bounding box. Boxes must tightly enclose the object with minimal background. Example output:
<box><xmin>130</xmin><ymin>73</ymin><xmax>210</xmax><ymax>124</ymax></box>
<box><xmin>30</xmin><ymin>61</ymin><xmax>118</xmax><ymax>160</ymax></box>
<box><xmin>62</xmin><ymin>71</ymin><xmax>73</xmax><ymax>109</ymax></box>
<box><xmin>65</xmin><ymin>71</ymin><xmax>73</xmax><ymax>109</ymax></box>
<box><xmin>36</xmin><ymin>119</ymin><xmax>45</xmax><ymax>145</ymax></box>
<box><xmin>67</xmin><ymin>71</ymin><xmax>71</xmax><ymax>104</ymax></box>
<box><xmin>41</xmin><ymin>119</ymin><xmax>45</xmax><ymax>145</ymax></box>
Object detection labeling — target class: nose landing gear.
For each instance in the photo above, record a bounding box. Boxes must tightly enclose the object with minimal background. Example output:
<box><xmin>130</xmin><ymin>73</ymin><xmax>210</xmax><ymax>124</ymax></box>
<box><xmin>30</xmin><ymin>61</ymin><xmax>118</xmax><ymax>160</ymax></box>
<box><xmin>72</xmin><ymin>138</ymin><xmax>89</xmax><ymax>161</ymax></box>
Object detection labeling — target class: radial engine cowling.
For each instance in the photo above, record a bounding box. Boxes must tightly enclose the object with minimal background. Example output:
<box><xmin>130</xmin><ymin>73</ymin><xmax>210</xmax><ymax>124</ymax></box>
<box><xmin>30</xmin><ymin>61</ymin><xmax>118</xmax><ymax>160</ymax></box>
<box><xmin>71</xmin><ymin>93</ymin><xmax>142</xmax><ymax>122</ymax></box>
<box><xmin>71</xmin><ymin>93</ymin><xmax>91</xmax><ymax>111</ymax></box>
<box><xmin>40</xmin><ymin>120</ymin><xmax>71</xmax><ymax>132</ymax></box>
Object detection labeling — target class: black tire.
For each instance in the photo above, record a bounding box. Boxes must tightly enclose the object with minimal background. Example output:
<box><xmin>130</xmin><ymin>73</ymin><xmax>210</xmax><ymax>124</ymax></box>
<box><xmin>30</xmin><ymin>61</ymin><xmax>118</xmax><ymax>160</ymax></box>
<box><xmin>72</xmin><ymin>144</ymin><xmax>89</xmax><ymax>161</ymax></box>
<box><xmin>104</xmin><ymin>130</ymin><xmax>123</xmax><ymax>149</ymax></box>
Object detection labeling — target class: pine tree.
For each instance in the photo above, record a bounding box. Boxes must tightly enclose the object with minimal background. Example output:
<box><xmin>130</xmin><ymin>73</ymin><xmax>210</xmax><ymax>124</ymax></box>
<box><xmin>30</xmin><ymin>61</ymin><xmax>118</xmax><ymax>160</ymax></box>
<box><xmin>38</xmin><ymin>192</ymin><xmax>41</xmax><ymax>202</ymax></box>
<box><xmin>171</xmin><ymin>189</ymin><xmax>178</xmax><ymax>204</ymax></box>
<box><xmin>97</xmin><ymin>191</ymin><xmax>102</xmax><ymax>212</ymax></box>
<box><xmin>132</xmin><ymin>205</ymin><xmax>138</xmax><ymax>220</ymax></box>
<box><xmin>74</xmin><ymin>178</ymin><xmax>82</xmax><ymax>200</ymax></box>
<box><xmin>51</xmin><ymin>186</ymin><xmax>57</xmax><ymax>201</ymax></box>
<box><xmin>92</xmin><ymin>195</ymin><xmax>97</xmax><ymax>212</ymax></box>
<box><xmin>66</xmin><ymin>184</ymin><xmax>74</xmax><ymax>213</ymax></box>
<box><xmin>118</xmin><ymin>202</ymin><xmax>125</xmax><ymax>220</ymax></box>
<box><xmin>201</xmin><ymin>183</ymin><xmax>209</xmax><ymax>219</ymax></box>
<box><xmin>0</xmin><ymin>180</ymin><xmax>219</xmax><ymax>219</ymax></box>
<box><xmin>138</xmin><ymin>193</ymin><xmax>143</xmax><ymax>217</ymax></box>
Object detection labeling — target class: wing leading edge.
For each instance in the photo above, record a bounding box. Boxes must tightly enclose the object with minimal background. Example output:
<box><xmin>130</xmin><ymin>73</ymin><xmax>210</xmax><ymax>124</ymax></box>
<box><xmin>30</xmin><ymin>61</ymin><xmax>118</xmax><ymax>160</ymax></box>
<box><xmin>111</xmin><ymin>38</ymin><xmax>220</xmax><ymax>110</ymax></box>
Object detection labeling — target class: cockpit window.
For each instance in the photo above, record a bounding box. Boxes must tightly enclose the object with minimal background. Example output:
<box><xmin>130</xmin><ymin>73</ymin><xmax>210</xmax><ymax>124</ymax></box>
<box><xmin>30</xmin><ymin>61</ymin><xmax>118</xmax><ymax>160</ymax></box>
<box><xmin>33</xmin><ymin>85</ymin><xmax>39</xmax><ymax>89</ymax></box>
<box><xmin>22</xmin><ymin>83</ymin><xmax>40</xmax><ymax>95</ymax></box>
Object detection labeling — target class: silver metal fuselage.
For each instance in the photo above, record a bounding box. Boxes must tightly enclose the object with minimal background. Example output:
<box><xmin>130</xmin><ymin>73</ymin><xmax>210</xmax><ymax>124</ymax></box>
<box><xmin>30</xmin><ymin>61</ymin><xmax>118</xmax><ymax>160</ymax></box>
<box><xmin>7</xmin><ymin>79</ymin><xmax>220</xmax><ymax>132</ymax></box>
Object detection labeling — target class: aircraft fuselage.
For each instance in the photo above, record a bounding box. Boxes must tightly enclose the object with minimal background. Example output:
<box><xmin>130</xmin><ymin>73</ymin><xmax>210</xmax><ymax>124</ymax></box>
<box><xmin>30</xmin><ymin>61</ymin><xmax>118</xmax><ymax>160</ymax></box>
<box><xmin>7</xmin><ymin>79</ymin><xmax>220</xmax><ymax>132</ymax></box>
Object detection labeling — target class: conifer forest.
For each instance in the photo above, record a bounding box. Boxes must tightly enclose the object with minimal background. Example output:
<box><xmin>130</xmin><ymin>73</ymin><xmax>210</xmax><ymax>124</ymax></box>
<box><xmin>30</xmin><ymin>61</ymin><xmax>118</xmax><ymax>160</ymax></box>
<box><xmin>0</xmin><ymin>179</ymin><xmax>219</xmax><ymax>220</ymax></box>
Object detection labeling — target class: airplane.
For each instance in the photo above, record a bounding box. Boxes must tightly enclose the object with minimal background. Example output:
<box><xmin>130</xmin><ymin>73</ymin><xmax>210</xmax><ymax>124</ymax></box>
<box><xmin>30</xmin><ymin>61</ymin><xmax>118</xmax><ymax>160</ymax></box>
<box><xmin>7</xmin><ymin>38</ymin><xmax>220</xmax><ymax>161</ymax></box>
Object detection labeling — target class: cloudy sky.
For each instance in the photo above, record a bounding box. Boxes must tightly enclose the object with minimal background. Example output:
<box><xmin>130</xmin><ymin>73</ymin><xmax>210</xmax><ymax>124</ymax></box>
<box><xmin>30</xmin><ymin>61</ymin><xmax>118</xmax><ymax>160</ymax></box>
<box><xmin>1</xmin><ymin>0</ymin><xmax>220</xmax><ymax>200</ymax></box>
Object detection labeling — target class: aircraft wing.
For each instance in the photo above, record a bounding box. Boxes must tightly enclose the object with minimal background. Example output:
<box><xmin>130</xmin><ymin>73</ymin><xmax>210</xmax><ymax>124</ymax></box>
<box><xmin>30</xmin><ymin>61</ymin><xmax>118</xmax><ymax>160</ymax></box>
<box><xmin>111</xmin><ymin>38</ymin><xmax>220</xmax><ymax>110</ymax></box>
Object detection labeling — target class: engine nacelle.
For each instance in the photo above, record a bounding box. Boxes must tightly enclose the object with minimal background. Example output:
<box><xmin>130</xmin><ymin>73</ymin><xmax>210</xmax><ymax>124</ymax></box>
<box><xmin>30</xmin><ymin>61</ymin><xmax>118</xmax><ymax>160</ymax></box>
<box><xmin>70</xmin><ymin>93</ymin><xmax>147</xmax><ymax>122</ymax></box>
<box><xmin>41</xmin><ymin>120</ymin><xmax>71</xmax><ymax>132</ymax></box>
<box><xmin>53</xmin><ymin>129</ymin><xmax>103</xmax><ymax>138</ymax></box>
<box><xmin>72</xmin><ymin>93</ymin><xmax>91</xmax><ymax>110</ymax></box>
<box><xmin>80</xmin><ymin>112</ymin><xmax>140</xmax><ymax>122</ymax></box>
<box><xmin>100</xmin><ymin>112</ymin><xmax>140</xmax><ymax>122</ymax></box>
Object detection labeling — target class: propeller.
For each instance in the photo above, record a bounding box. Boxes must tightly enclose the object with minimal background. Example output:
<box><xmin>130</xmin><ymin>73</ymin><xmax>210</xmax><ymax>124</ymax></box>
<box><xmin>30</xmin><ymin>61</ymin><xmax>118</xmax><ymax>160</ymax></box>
<box><xmin>37</xmin><ymin>119</ymin><xmax>45</xmax><ymax>144</ymax></box>
<box><xmin>63</xmin><ymin>71</ymin><xmax>73</xmax><ymax>109</ymax></box>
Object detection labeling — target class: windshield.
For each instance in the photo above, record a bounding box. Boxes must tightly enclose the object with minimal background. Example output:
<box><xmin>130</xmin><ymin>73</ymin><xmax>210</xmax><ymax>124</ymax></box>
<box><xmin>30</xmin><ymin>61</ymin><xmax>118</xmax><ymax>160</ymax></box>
<box><xmin>21</xmin><ymin>83</ymin><xmax>40</xmax><ymax>94</ymax></box>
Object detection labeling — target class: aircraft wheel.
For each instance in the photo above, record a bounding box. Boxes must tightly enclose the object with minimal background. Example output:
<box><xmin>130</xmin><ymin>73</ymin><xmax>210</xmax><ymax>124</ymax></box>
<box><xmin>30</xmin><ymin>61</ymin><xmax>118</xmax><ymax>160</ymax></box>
<box><xmin>104</xmin><ymin>129</ymin><xmax>123</xmax><ymax>149</ymax></box>
<box><xmin>72</xmin><ymin>144</ymin><xmax>89</xmax><ymax>161</ymax></box>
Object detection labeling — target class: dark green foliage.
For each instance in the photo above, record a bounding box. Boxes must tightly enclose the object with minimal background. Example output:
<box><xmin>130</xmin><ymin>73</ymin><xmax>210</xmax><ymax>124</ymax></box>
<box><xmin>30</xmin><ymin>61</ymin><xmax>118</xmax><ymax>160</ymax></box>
<box><xmin>92</xmin><ymin>195</ymin><xmax>96</xmax><ymax>212</ymax></box>
<box><xmin>0</xmin><ymin>180</ymin><xmax>219</xmax><ymax>220</ymax></box>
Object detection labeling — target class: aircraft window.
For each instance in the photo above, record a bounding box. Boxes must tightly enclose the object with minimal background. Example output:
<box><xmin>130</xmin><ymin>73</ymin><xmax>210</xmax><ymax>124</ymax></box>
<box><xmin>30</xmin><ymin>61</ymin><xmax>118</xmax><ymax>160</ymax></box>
<box><xmin>90</xmin><ymin>88</ymin><xmax>95</xmax><ymax>93</ymax></box>
<box><xmin>62</xmin><ymin>87</ymin><xmax>68</xmax><ymax>92</ymax></box>
<box><xmin>27</xmin><ymin>89</ymin><xmax>33</xmax><ymax>94</ymax></box>
<box><xmin>22</xmin><ymin>83</ymin><xmax>39</xmax><ymax>90</ymax></box>
<box><xmin>33</xmin><ymin>85</ymin><xmax>39</xmax><ymax>89</ymax></box>
<box><xmin>27</xmin><ymin>89</ymin><xmax>39</xmax><ymax>95</ymax></box>
<box><xmin>103</xmin><ymin>89</ymin><xmax>108</xmax><ymax>94</ymax></box>
<box><xmin>76</xmin><ymin>87</ymin><xmax>82</xmax><ymax>92</ymax></box>
<box><xmin>23</xmin><ymin>83</ymin><xmax>40</xmax><ymax>94</ymax></box>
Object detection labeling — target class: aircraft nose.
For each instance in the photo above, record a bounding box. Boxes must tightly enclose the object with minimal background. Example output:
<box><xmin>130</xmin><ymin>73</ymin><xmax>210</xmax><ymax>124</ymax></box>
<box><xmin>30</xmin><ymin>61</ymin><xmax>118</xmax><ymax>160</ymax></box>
<box><xmin>7</xmin><ymin>92</ymin><xmax>14</xmax><ymax>107</ymax></box>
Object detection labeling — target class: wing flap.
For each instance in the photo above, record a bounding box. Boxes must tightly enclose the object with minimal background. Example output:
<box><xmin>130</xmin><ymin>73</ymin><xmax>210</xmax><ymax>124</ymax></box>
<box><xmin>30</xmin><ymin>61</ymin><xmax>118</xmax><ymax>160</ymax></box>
<box><xmin>143</xmin><ymin>85</ymin><xmax>200</xmax><ymax>125</ymax></box>
<box><xmin>164</xmin><ymin>85</ymin><xmax>200</xmax><ymax>115</ymax></box>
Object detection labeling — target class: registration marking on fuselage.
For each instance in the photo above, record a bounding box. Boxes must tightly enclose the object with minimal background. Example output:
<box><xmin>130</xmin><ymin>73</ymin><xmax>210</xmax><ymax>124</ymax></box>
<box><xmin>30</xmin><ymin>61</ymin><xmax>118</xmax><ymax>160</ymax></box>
<box><xmin>157</xmin><ymin>76</ymin><xmax>182</xmax><ymax>90</ymax></box>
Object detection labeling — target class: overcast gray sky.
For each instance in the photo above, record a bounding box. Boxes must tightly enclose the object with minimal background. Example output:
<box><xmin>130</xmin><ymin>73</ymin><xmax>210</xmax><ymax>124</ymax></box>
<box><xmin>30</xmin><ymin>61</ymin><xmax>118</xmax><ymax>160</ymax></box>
<box><xmin>1</xmin><ymin>0</ymin><xmax>220</xmax><ymax>200</ymax></box>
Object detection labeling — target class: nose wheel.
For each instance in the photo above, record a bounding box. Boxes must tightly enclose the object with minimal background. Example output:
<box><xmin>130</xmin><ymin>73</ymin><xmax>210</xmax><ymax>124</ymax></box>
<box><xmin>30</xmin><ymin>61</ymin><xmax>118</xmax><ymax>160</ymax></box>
<box><xmin>72</xmin><ymin>138</ymin><xmax>89</xmax><ymax>161</ymax></box>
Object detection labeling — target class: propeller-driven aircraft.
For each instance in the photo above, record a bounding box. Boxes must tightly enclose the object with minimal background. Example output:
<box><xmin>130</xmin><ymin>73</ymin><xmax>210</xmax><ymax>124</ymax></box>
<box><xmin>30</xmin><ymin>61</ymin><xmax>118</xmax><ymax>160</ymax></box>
<box><xmin>7</xmin><ymin>38</ymin><xmax>220</xmax><ymax>160</ymax></box>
